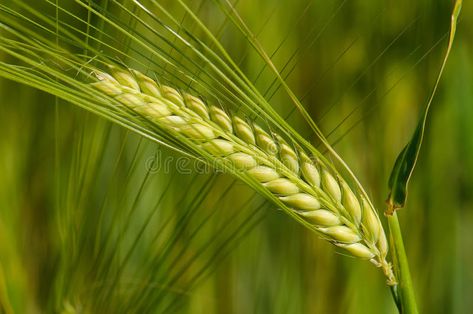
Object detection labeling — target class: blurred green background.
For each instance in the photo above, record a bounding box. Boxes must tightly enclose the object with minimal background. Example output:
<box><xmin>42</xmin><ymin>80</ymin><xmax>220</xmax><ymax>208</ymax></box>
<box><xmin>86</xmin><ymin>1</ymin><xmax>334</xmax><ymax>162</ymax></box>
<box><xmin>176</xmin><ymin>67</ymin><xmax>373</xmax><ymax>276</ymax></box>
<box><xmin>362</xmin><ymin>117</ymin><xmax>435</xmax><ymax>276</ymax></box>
<box><xmin>0</xmin><ymin>0</ymin><xmax>472</xmax><ymax>313</ymax></box>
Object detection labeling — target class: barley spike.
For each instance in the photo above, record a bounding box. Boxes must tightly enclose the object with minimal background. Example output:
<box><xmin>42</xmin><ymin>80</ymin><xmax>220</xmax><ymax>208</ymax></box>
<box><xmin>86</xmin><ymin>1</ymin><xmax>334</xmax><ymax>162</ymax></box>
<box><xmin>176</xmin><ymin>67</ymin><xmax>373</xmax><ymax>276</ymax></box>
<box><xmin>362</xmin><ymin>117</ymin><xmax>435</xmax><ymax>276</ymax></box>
<box><xmin>92</xmin><ymin>66</ymin><xmax>396</xmax><ymax>285</ymax></box>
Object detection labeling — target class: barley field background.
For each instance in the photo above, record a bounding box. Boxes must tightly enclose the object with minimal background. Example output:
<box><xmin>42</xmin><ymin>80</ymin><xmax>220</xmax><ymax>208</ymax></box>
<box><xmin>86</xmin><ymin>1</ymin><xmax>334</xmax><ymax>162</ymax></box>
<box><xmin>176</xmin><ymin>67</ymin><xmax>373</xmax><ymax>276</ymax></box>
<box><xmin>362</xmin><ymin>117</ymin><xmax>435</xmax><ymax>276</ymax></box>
<box><xmin>0</xmin><ymin>0</ymin><xmax>472</xmax><ymax>313</ymax></box>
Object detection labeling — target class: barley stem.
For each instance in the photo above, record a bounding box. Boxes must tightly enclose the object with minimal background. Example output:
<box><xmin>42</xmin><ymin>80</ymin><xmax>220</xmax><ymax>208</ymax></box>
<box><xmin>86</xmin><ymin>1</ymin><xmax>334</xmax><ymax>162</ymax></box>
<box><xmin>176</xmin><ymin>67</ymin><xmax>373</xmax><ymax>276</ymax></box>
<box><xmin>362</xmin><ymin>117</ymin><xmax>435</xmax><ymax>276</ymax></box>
<box><xmin>388</xmin><ymin>212</ymin><xmax>418</xmax><ymax>314</ymax></box>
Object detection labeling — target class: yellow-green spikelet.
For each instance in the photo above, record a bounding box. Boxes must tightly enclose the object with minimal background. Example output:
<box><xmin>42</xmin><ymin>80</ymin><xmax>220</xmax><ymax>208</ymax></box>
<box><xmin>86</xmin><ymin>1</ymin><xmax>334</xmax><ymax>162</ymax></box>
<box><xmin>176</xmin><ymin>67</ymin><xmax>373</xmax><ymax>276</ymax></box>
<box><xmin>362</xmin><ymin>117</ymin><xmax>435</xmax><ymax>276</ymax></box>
<box><xmin>92</xmin><ymin>66</ymin><xmax>396</xmax><ymax>285</ymax></box>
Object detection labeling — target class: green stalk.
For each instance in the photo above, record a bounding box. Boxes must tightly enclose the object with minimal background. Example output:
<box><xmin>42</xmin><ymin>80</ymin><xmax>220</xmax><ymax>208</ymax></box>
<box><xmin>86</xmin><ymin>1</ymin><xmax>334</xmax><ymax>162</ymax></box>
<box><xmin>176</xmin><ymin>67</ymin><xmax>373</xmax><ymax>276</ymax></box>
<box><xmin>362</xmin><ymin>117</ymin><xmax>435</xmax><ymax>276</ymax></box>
<box><xmin>385</xmin><ymin>2</ymin><xmax>461</xmax><ymax>313</ymax></box>
<box><xmin>388</xmin><ymin>212</ymin><xmax>418</xmax><ymax>314</ymax></box>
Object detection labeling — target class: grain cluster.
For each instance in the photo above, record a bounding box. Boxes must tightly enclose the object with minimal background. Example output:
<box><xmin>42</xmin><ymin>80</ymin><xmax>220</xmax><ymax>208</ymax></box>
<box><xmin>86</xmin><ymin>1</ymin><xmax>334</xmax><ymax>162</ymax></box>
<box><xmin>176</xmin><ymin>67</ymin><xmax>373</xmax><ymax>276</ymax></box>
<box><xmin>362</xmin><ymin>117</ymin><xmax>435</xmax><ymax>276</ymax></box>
<box><xmin>92</xmin><ymin>66</ymin><xmax>396</xmax><ymax>284</ymax></box>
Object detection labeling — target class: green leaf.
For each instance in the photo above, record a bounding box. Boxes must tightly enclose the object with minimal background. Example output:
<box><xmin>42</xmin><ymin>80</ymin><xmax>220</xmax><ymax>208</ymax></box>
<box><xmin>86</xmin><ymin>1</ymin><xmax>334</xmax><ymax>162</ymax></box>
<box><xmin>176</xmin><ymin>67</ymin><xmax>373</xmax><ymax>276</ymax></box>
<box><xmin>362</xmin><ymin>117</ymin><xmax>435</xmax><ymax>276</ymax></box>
<box><xmin>386</xmin><ymin>0</ymin><xmax>462</xmax><ymax>214</ymax></box>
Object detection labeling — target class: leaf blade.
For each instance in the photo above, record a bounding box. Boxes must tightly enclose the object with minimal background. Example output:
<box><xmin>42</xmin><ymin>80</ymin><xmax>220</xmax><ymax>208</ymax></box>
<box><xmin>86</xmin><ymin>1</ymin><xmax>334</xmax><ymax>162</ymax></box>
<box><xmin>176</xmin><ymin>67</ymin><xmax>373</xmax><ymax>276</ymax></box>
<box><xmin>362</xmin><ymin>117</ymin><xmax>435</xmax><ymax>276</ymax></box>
<box><xmin>386</xmin><ymin>0</ymin><xmax>462</xmax><ymax>213</ymax></box>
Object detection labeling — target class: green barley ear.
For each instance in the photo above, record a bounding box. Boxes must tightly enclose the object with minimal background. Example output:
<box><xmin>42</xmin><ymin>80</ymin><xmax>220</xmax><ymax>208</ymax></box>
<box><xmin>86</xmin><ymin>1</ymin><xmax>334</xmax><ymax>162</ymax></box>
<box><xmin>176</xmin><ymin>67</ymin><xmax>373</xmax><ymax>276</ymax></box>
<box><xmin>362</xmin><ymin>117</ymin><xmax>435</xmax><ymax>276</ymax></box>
<box><xmin>92</xmin><ymin>67</ymin><xmax>396</xmax><ymax>285</ymax></box>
